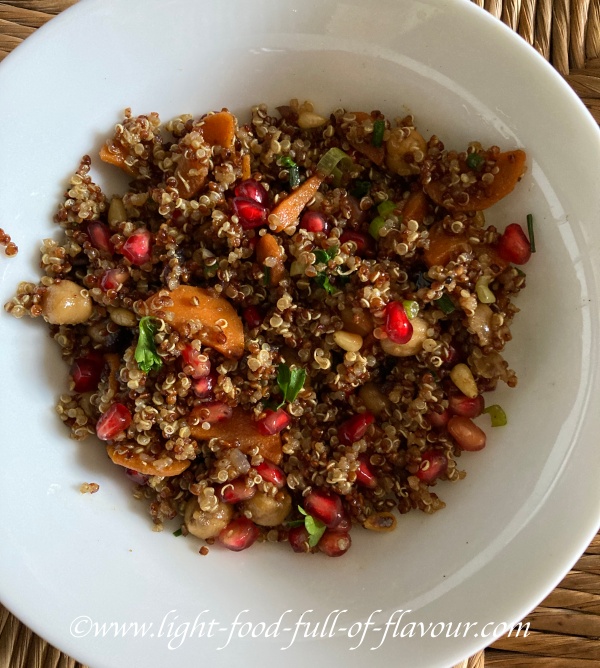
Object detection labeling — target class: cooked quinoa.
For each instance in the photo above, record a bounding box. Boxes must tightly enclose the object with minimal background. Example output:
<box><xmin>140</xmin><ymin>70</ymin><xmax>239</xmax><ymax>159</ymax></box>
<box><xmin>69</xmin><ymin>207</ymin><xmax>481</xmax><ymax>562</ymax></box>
<box><xmin>5</xmin><ymin>99</ymin><xmax>532</xmax><ymax>557</ymax></box>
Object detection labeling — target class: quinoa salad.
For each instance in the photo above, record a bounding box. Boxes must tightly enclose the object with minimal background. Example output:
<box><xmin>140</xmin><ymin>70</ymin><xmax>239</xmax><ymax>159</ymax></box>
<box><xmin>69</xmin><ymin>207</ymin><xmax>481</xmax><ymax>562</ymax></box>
<box><xmin>5</xmin><ymin>100</ymin><xmax>535</xmax><ymax>557</ymax></box>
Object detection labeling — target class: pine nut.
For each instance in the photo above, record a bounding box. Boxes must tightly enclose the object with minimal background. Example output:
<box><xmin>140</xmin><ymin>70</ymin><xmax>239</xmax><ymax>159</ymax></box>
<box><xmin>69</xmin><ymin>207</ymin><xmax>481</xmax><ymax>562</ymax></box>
<box><xmin>333</xmin><ymin>330</ymin><xmax>363</xmax><ymax>352</ymax></box>
<box><xmin>297</xmin><ymin>111</ymin><xmax>327</xmax><ymax>129</ymax></box>
<box><xmin>108</xmin><ymin>306</ymin><xmax>137</xmax><ymax>328</ymax></box>
<box><xmin>450</xmin><ymin>363</ymin><xmax>479</xmax><ymax>398</ymax></box>
<box><xmin>108</xmin><ymin>197</ymin><xmax>127</xmax><ymax>226</ymax></box>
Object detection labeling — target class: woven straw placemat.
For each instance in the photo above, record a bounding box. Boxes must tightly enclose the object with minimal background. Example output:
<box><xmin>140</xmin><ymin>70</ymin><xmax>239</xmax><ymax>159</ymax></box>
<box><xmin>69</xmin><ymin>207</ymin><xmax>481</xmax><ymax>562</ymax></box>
<box><xmin>1</xmin><ymin>1</ymin><xmax>599</xmax><ymax>667</ymax></box>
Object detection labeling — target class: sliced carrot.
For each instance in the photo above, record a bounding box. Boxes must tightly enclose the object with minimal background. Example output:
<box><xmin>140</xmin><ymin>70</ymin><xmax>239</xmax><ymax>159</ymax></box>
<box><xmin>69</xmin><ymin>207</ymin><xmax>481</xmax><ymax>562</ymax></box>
<box><xmin>270</xmin><ymin>174</ymin><xmax>324</xmax><ymax>232</ymax></box>
<box><xmin>349</xmin><ymin>139</ymin><xmax>385</xmax><ymax>166</ymax></box>
<box><xmin>99</xmin><ymin>143</ymin><xmax>136</xmax><ymax>176</ymax></box>
<box><xmin>425</xmin><ymin>150</ymin><xmax>527</xmax><ymax>212</ymax></box>
<box><xmin>256</xmin><ymin>233</ymin><xmax>285</xmax><ymax>285</ymax></box>
<box><xmin>241</xmin><ymin>153</ymin><xmax>251</xmax><ymax>181</ymax></box>
<box><xmin>189</xmin><ymin>407</ymin><xmax>282</xmax><ymax>464</ymax></box>
<box><xmin>107</xmin><ymin>444</ymin><xmax>191</xmax><ymax>477</ymax></box>
<box><xmin>200</xmin><ymin>111</ymin><xmax>236</xmax><ymax>150</ymax></box>
<box><xmin>148</xmin><ymin>285</ymin><xmax>244</xmax><ymax>359</ymax></box>
<box><xmin>402</xmin><ymin>190</ymin><xmax>429</xmax><ymax>224</ymax></box>
<box><xmin>423</xmin><ymin>223</ymin><xmax>471</xmax><ymax>268</ymax></box>
<box><xmin>175</xmin><ymin>155</ymin><xmax>209</xmax><ymax>199</ymax></box>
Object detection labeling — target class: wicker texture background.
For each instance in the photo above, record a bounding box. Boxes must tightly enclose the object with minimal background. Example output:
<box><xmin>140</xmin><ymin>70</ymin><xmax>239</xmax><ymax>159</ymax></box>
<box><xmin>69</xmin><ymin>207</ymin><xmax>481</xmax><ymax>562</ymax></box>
<box><xmin>1</xmin><ymin>1</ymin><xmax>599</xmax><ymax>667</ymax></box>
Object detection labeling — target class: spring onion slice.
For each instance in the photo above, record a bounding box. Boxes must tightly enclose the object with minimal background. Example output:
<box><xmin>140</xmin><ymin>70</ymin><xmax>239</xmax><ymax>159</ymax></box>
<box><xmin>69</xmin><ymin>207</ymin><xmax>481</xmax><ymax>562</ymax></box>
<box><xmin>350</xmin><ymin>180</ymin><xmax>371</xmax><ymax>198</ymax></box>
<box><xmin>316</xmin><ymin>148</ymin><xmax>354</xmax><ymax>176</ymax></box>
<box><xmin>377</xmin><ymin>200</ymin><xmax>396</xmax><ymax>217</ymax></box>
<box><xmin>527</xmin><ymin>213</ymin><xmax>536</xmax><ymax>252</ymax></box>
<box><xmin>475</xmin><ymin>275</ymin><xmax>496</xmax><ymax>304</ymax></box>
<box><xmin>369</xmin><ymin>216</ymin><xmax>386</xmax><ymax>240</ymax></box>
<box><xmin>434</xmin><ymin>294</ymin><xmax>456</xmax><ymax>314</ymax></box>
<box><xmin>372</xmin><ymin>119</ymin><xmax>385</xmax><ymax>148</ymax></box>
<box><xmin>484</xmin><ymin>404</ymin><xmax>507</xmax><ymax>427</ymax></box>
<box><xmin>466</xmin><ymin>152</ymin><xmax>485</xmax><ymax>170</ymax></box>
<box><xmin>403</xmin><ymin>300</ymin><xmax>419</xmax><ymax>319</ymax></box>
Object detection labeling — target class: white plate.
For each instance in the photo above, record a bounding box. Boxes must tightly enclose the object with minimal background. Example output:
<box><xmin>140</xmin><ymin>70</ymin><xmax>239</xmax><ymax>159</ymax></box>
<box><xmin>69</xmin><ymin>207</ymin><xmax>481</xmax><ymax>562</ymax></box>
<box><xmin>1</xmin><ymin>1</ymin><xmax>600</xmax><ymax>667</ymax></box>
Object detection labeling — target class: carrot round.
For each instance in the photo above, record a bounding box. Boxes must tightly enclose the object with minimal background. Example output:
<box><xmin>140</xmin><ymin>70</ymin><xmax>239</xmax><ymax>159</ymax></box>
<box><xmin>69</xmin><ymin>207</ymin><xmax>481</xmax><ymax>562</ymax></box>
<box><xmin>270</xmin><ymin>174</ymin><xmax>324</xmax><ymax>232</ymax></box>
<box><xmin>256</xmin><ymin>233</ymin><xmax>285</xmax><ymax>285</ymax></box>
<box><xmin>424</xmin><ymin>223</ymin><xmax>471</xmax><ymax>268</ymax></box>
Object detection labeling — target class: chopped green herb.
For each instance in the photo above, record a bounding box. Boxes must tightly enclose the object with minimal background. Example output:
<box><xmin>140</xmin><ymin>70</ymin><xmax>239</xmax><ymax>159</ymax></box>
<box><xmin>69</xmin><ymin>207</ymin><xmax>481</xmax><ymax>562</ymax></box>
<box><xmin>515</xmin><ymin>268</ymin><xmax>527</xmax><ymax>278</ymax></box>
<box><xmin>415</xmin><ymin>272</ymin><xmax>432</xmax><ymax>289</ymax></box>
<box><xmin>402</xmin><ymin>300</ymin><xmax>419</xmax><ymax>319</ymax></box>
<box><xmin>372</xmin><ymin>119</ymin><xmax>385</xmax><ymax>148</ymax></box>
<box><xmin>285</xmin><ymin>519</ymin><xmax>305</xmax><ymax>528</ymax></box>
<box><xmin>134</xmin><ymin>317</ymin><xmax>162</xmax><ymax>374</ymax></box>
<box><xmin>377</xmin><ymin>200</ymin><xmax>396</xmax><ymax>217</ymax></box>
<box><xmin>314</xmin><ymin>272</ymin><xmax>337</xmax><ymax>294</ymax></box>
<box><xmin>527</xmin><ymin>213</ymin><xmax>536</xmax><ymax>252</ymax></box>
<box><xmin>350</xmin><ymin>180</ymin><xmax>371</xmax><ymax>199</ymax></box>
<box><xmin>173</xmin><ymin>528</ymin><xmax>183</xmax><ymax>537</ymax></box>
<box><xmin>263</xmin><ymin>266</ymin><xmax>271</xmax><ymax>286</ymax></box>
<box><xmin>314</xmin><ymin>246</ymin><xmax>339</xmax><ymax>264</ymax></box>
<box><xmin>435</xmin><ymin>294</ymin><xmax>456</xmax><ymax>314</ymax></box>
<box><xmin>466</xmin><ymin>152</ymin><xmax>485</xmax><ymax>170</ymax></box>
<box><xmin>369</xmin><ymin>216</ymin><xmax>386</xmax><ymax>240</ymax></box>
<box><xmin>298</xmin><ymin>506</ymin><xmax>326</xmax><ymax>547</ymax></box>
<box><xmin>279</xmin><ymin>156</ymin><xmax>300</xmax><ymax>188</ymax></box>
<box><xmin>483</xmin><ymin>404</ymin><xmax>507</xmax><ymax>427</ymax></box>
<box><xmin>276</xmin><ymin>364</ymin><xmax>306</xmax><ymax>407</ymax></box>
<box><xmin>316</xmin><ymin>148</ymin><xmax>353</xmax><ymax>176</ymax></box>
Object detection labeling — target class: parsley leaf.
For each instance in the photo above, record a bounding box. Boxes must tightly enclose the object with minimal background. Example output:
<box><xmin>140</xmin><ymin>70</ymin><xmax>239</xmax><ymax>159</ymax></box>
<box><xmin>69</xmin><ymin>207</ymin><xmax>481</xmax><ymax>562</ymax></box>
<box><xmin>276</xmin><ymin>364</ymin><xmax>306</xmax><ymax>407</ymax></box>
<box><xmin>298</xmin><ymin>506</ymin><xmax>326</xmax><ymax>547</ymax></box>
<box><xmin>313</xmin><ymin>246</ymin><xmax>339</xmax><ymax>265</ymax></box>
<box><xmin>173</xmin><ymin>528</ymin><xmax>182</xmax><ymax>537</ymax></box>
<box><xmin>314</xmin><ymin>272</ymin><xmax>337</xmax><ymax>294</ymax></box>
<box><xmin>134</xmin><ymin>317</ymin><xmax>162</xmax><ymax>374</ymax></box>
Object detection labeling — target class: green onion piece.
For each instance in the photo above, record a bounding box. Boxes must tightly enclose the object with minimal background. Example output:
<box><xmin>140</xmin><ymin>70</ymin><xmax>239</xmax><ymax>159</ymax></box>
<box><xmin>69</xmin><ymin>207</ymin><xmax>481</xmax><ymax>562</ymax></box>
<box><xmin>377</xmin><ymin>200</ymin><xmax>396</xmax><ymax>217</ymax></box>
<box><xmin>173</xmin><ymin>528</ymin><xmax>182</xmax><ymax>537</ymax></box>
<box><xmin>484</xmin><ymin>404</ymin><xmax>507</xmax><ymax>427</ymax></box>
<box><xmin>435</xmin><ymin>294</ymin><xmax>456</xmax><ymax>314</ymax></box>
<box><xmin>279</xmin><ymin>156</ymin><xmax>297</xmax><ymax>168</ymax></box>
<box><xmin>527</xmin><ymin>213</ymin><xmax>536</xmax><ymax>252</ymax></box>
<box><xmin>263</xmin><ymin>266</ymin><xmax>271</xmax><ymax>286</ymax></box>
<box><xmin>475</xmin><ymin>275</ymin><xmax>496</xmax><ymax>304</ymax></box>
<box><xmin>372</xmin><ymin>119</ymin><xmax>385</xmax><ymax>148</ymax></box>
<box><xmin>466</xmin><ymin>152</ymin><xmax>485</xmax><ymax>170</ymax></box>
<box><xmin>288</xmin><ymin>164</ymin><xmax>300</xmax><ymax>188</ymax></box>
<box><xmin>316</xmin><ymin>148</ymin><xmax>354</xmax><ymax>176</ymax></box>
<box><xmin>350</xmin><ymin>180</ymin><xmax>371</xmax><ymax>198</ymax></box>
<box><xmin>368</xmin><ymin>216</ymin><xmax>386</xmax><ymax>240</ymax></box>
<box><xmin>403</xmin><ymin>300</ymin><xmax>419</xmax><ymax>319</ymax></box>
<box><xmin>331</xmin><ymin>166</ymin><xmax>343</xmax><ymax>187</ymax></box>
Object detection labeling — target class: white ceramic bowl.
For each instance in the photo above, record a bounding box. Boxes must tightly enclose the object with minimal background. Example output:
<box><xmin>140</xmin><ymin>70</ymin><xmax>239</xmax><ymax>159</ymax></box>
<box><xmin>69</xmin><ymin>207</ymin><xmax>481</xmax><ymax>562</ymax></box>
<box><xmin>1</xmin><ymin>1</ymin><xmax>600</xmax><ymax>666</ymax></box>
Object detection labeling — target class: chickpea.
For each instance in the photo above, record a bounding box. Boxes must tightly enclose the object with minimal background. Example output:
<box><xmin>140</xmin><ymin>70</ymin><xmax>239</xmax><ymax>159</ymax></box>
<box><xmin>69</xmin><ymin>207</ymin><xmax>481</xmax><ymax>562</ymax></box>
<box><xmin>380</xmin><ymin>317</ymin><xmax>428</xmax><ymax>357</ymax></box>
<box><xmin>184</xmin><ymin>497</ymin><xmax>233</xmax><ymax>540</ymax></box>
<box><xmin>385</xmin><ymin>127</ymin><xmax>427</xmax><ymax>176</ymax></box>
<box><xmin>41</xmin><ymin>279</ymin><xmax>92</xmax><ymax>325</ymax></box>
<box><xmin>241</xmin><ymin>490</ymin><xmax>292</xmax><ymax>527</ymax></box>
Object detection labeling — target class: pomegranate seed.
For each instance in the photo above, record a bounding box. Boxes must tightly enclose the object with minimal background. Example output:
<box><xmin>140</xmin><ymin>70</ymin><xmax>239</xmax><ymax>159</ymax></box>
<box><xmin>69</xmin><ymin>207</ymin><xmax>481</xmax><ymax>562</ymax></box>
<box><xmin>258</xmin><ymin>408</ymin><xmax>291</xmax><ymax>435</ymax></box>
<box><xmin>86</xmin><ymin>222</ymin><xmax>114</xmax><ymax>253</ymax></box>
<box><xmin>300</xmin><ymin>211</ymin><xmax>328</xmax><ymax>233</ymax></box>
<box><xmin>195</xmin><ymin>401</ymin><xmax>232</xmax><ymax>424</ymax></box>
<box><xmin>216</xmin><ymin>478</ymin><xmax>256</xmax><ymax>504</ymax></box>
<box><xmin>70</xmin><ymin>352</ymin><xmax>105</xmax><ymax>392</ymax></box>
<box><xmin>416</xmin><ymin>450</ymin><xmax>448</xmax><ymax>483</ymax></box>
<box><xmin>192</xmin><ymin>371</ymin><xmax>217</xmax><ymax>398</ymax></box>
<box><xmin>336</xmin><ymin>512</ymin><xmax>353</xmax><ymax>532</ymax></box>
<box><xmin>256</xmin><ymin>461</ymin><xmax>286</xmax><ymax>488</ymax></box>
<box><xmin>243</xmin><ymin>306</ymin><xmax>262</xmax><ymax>329</ymax></box>
<box><xmin>497</xmin><ymin>223</ymin><xmax>531</xmax><ymax>265</ymax></box>
<box><xmin>234</xmin><ymin>179</ymin><xmax>268</xmax><ymax>204</ymax></box>
<box><xmin>442</xmin><ymin>343</ymin><xmax>461</xmax><ymax>367</ymax></box>
<box><xmin>125</xmin><ymin>469</ymin><xmax>149</xmax><ymax>486</ymax></box>
<box><xmin>384</xmin><ymin>301</ymin><xmax>413</xmax><ymax>344</ymax></box>
<box><xmin>304</xmin><ymin>488</ymin><xmax>343</xmax><ymax>528</ymax></box>
<box><xmin>319</xmin><ymin>530</ymin><xmax>351</xmax><ymax>557</ymax></box>
<box><xmin>232</xmin><ymin>197</ymin><xmax>268</xmax><ymax>229</ymax></box>
<box><xmin>339</xmin><ymin>230</ymin><xmax>374</xmax><ymax>255</ymax></box>
<box><xmin>338</xmin><ymin>412</ymin><xmax>375</xmax><ymax>445</ymax></box>
<box><xmin>448</xmin><ymin>393</ymin><xmax>485</xmax><ymax>418</ymax></box>
<box><xmin>288</xmin><ymin>526</ymin><xmax>311</xmax><ymax>553</ymax></box>
<box><xmin>218</xmin><ymin>517</ymin><xmax>260</xmax><ymax>552</ymax></box>
<box><xmin>100</xmin><ymin>267</ymin><xmax>128</xmax><ymax>291</ymax></box>
<box><xmin>427</xmin><ymin>406</ymin><xmax>450</xmax><ymax>430</ymax></box>
<box><xmin>121</xmin><ymin>228</ymin><xmax>152</xmax><ymax>266</ymax></box>
<box><xmin>447</xmin><ymin>416</ymin><xmax>486</xmax><ymax>451</ymax></box>
<box><xmin>96</xmin><ymin>403</ymin><xmax>132</xmax><ymax>441</ymax></box>
<box><xmin>355</xmin><ymin>456</ymin><xmax>377</xmax><ymax>489</ymax></box>
<box><xmin>181</xmin><ymin>345</ymin><xmax>211</xmax><ymax>379</ymax></box>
